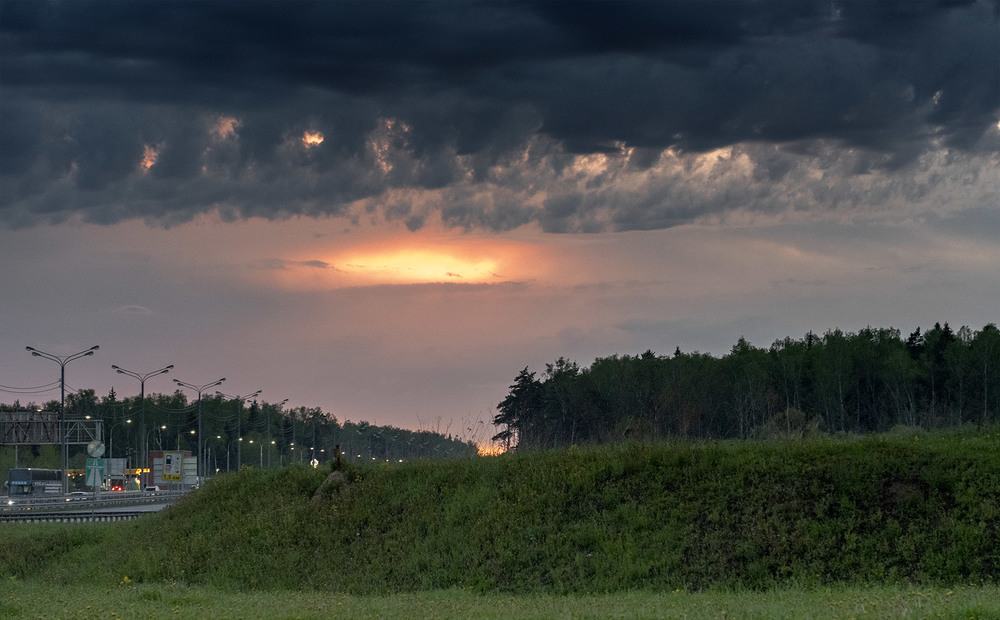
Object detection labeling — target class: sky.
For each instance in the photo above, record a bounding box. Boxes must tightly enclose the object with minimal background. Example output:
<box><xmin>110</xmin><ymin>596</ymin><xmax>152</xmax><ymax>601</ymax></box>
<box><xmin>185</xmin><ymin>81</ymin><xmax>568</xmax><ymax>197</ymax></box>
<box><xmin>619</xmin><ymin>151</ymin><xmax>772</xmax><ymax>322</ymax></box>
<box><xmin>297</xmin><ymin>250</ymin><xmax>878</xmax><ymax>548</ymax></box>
<box><xmin>1</xmin><ymin>1</ymin><xmax>998</xmax><ymax>441</ymax></box>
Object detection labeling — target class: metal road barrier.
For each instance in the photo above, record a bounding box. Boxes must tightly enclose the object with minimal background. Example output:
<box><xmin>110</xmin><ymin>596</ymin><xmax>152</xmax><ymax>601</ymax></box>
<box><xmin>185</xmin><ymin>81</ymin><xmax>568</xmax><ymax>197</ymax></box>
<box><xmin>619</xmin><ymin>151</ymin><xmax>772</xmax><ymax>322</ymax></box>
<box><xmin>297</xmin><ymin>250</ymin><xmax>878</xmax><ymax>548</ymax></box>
<box><xmin>1</xmin><ymin>510</ymin><xmax>149</xmax><ymax>523</ymax></box>
<box><xmin>1</xmin><ymin>489</ymin><xmax>182</xmax><ymax>519</ymax></box>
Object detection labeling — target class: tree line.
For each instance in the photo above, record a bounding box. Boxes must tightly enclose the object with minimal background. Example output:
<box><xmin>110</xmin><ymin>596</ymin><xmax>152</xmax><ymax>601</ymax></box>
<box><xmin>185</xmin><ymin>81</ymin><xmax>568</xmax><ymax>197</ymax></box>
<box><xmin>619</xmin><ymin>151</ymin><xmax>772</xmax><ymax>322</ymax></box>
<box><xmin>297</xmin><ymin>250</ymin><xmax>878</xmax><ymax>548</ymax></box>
<box><xmin>493</xmin><ymin>323</ymin><xmax>1000</xmax><ymax>450</ymax></box>
<box><xmin>1</xmin><ymin>390</ymin><xmax>478</xmax><ymax>475</ymax></box>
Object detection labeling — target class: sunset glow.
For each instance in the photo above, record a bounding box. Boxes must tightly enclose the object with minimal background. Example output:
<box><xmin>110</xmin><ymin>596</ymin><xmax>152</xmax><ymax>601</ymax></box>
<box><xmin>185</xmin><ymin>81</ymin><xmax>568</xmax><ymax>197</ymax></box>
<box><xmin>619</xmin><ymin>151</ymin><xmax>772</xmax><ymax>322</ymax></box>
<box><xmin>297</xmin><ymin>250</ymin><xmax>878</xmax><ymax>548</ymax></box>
<box><xmin>260</xmin><ymin>226</ymin><xmax>544</xmax><ymax>291</ymax></box>
<box><xmin>302</xmin><ymin>131</ymin><xmax>324</xmax><ymax>147</ymax></box>
<box><xmin>338</xmin><ymin>249</ymin><xmax>499</xmax><ymax>284</ymax></box>
<box><xmin>477</xmin><ymin>443</ymin><xmax>506</xmax><ymax>456</ymax></box>
<box><xmin>140</xmin><ymin>144</ymin><xmax>159</xmax><ymax>172</ymax></box>
<box><xmin>213</xmin><ymin>116</ymin><xmax>240</xmax><ymax>140</ymax></box>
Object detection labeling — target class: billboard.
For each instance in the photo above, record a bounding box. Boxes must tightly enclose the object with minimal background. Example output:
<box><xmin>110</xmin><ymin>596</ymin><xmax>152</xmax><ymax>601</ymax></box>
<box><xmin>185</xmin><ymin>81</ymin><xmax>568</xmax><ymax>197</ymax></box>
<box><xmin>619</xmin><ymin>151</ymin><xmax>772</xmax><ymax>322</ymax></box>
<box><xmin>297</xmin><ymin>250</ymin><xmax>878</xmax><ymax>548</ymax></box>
<box><xmin>149</xmin><ymin>450</ymin><xmax>197</xmax><ymax>487</ymax></box>
<box><xmin>162</xmin><ymin>452</ymin><xmax>182</xmax><ymax>481</ymax></box>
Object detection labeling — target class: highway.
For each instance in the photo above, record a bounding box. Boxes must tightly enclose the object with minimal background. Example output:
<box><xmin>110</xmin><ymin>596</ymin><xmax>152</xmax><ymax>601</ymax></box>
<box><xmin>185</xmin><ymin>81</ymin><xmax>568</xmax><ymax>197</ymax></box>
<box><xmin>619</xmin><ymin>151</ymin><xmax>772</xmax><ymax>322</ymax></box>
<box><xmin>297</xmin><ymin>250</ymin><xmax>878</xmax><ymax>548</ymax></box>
<box><xmin>1</xmin><ymin>490</ymin><xmax>180</xmax><ymax>523</ymax></box>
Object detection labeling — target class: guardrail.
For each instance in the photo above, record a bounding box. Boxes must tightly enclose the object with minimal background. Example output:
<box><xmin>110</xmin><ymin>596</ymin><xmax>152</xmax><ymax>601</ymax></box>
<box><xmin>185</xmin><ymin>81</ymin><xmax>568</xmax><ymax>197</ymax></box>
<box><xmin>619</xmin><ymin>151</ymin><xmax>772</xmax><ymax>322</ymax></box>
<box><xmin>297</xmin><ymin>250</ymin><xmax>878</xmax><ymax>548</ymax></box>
<box><xmin>1</xmin><ymin>490</ymin><xmax>184</xmax><ymax>514</ymax></box>
<box><xmin>1</xmin><ymin>510</ymin><xmax>149</xmax><ymax>523</ymax></box>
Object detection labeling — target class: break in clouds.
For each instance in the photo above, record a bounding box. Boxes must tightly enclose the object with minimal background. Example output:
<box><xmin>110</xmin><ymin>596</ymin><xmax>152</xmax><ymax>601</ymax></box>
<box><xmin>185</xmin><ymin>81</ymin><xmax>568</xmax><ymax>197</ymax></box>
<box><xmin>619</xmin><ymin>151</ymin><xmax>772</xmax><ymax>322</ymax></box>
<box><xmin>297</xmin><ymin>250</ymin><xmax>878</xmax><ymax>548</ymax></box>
<box><xmin>1</xmin><ymin>0</ymin><xmax>997</xmax><ymax>232</ymax></box>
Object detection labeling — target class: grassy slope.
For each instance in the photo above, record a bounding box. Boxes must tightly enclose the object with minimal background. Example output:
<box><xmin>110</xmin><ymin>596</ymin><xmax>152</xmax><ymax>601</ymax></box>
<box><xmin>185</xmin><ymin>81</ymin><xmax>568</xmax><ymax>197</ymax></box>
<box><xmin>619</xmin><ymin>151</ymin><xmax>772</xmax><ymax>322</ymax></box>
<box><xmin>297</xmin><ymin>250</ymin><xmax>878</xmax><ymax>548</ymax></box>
<box><xmin>5</xmin><ymin>582</ymin><xmax>1000</xmax><ymax>619</ymax></box>
<box><xmin>3</xmin><ymin>429</ymin><xmax>1000</xmax><ymax>594</ymax></box>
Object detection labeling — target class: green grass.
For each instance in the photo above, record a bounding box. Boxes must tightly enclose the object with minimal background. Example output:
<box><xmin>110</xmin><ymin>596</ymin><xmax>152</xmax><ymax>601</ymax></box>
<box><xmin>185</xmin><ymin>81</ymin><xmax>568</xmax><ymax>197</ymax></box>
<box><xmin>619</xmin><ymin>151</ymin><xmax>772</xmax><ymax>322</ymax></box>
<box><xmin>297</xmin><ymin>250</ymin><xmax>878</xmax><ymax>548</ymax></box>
<box><xmin>3</xmin><ymin>581</ymin><xmax>1000</xmax><ymax>619</ymax></box>
<box><xmin>3</xmin><ymin>428</ymin><xmax>1000</xmax><ymax>598</ymax></box>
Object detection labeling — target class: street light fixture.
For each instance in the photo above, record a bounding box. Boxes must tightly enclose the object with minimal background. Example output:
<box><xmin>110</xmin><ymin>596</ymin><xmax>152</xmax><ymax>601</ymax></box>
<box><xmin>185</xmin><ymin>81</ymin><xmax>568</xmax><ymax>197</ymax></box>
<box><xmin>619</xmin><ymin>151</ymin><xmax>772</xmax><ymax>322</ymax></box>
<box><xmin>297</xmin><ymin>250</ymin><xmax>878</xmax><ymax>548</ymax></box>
<box><xmin>200</xmin><ymin>434</ymin><xmax>220</xmax><ymax>474</ymax></box>
<box><xmin>111</xmin><ymin>363</ymin><xmax>172</xmax><ymax>487</ymax></box>
<box><xmin>108</xmin><ymin>419</ymin><xmax>132</xmax><ymax>470</ymax></box>
<box><xmin>217</xmin><ymin>390</ymin><xmax>261</xmax><ymax>470</ymax></box>
<box><xmin>26</xmin><ymin>345</ymin><xmax>99</xmax><ymax>493</ymax></box>
<box><xmin>146</xmin><ymin>426</ymin><xmax>164</xmax><ymax>453</ymax></box>
<box><xmin>172</xmin><ymin>376</ymin><xmax>225</xmax><ymax>483</ymax></box>
<box><xmin>226</xmin><ymin>437</ymin><xmax>243</xmax><ymax>472</ymax></box>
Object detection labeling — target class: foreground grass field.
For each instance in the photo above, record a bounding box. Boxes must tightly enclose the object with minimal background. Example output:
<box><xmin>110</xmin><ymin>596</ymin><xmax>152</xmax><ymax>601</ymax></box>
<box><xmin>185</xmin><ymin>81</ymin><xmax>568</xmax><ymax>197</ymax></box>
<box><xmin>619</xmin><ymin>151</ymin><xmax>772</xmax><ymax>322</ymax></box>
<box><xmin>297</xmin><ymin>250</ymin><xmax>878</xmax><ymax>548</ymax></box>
<box><xmin>4</xmin><ymin>581</ymin><xmax>1000</xmax><ymax>619</ymax></box>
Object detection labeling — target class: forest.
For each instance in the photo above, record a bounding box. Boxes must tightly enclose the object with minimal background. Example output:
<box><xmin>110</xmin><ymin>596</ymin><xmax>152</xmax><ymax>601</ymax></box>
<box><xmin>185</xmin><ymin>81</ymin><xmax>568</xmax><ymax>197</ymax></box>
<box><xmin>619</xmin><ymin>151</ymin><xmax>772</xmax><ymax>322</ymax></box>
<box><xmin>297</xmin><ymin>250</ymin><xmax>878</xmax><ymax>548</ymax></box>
<box><xmin>4</xmin><ymin>321</ymin><xmax>999</xmax><ymax>468</ymax></box>
<box><xmin>493</xmin><ymin>323</ymin><xmax>1000</xmax><ymax>450</ymax></box>
<box><xmin>1</xmin><ymin>389</ymin><xmax>479</xmax><ymax>475</ymax></box>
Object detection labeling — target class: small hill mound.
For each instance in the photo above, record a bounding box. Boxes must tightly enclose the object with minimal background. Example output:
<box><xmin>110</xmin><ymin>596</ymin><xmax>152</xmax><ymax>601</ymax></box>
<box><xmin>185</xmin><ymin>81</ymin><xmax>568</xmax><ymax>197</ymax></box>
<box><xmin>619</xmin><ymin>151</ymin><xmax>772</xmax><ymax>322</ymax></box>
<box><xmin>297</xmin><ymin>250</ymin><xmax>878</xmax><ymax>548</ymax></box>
<box><xmin>6</xmin><ymin>431</ymin><xmax>1000</xmax><ymax>593</ymax></box>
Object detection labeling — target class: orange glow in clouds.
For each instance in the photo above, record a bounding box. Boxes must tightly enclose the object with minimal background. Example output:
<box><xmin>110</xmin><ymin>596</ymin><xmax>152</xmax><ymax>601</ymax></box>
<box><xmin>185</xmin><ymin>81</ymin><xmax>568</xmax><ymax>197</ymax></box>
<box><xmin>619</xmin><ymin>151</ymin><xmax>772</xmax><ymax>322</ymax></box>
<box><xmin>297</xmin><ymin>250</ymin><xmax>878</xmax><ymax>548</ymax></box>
<box><xmin>140</xmin><ymin>145</ymin><xmax>159</xmax><ymax>172</ymax></box>
<box><xmin>302</xmin><ymin>131</ymin><xmax>324</xmax><ymax>147</ymax></box>
<box><xmin>269</xmin><ymin>232</ymin><xmax>543</xmax><ymax>291</ymax></box>
<box><xmin>213</xmin><ymin>116</ymin><xmax>240</xmax><ymax>140</ymax></box>
<box><xmin>338</xmin><ymin>247</ymin><xmax>500</xmax><ymax>284</ymax></box>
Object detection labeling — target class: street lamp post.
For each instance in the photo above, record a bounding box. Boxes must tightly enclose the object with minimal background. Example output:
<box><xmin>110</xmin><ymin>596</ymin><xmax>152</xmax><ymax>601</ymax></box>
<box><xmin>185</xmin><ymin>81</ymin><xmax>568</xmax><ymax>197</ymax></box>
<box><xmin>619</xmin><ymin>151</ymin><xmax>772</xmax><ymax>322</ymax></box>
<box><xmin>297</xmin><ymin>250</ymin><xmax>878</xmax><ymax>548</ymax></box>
<box><xmin>211</xmin><ymin>435</ymin><xmax>221</xmax><ymax>474</ymax></box>
<box><xmin>248</xmin><ymin>439</ymin><xmax>264</xmax><ymax>468</ymax></box>
<box><xmin>111</xmin><ymin>363</ymin><xmax>173</xmax><ymax>487</ymax></box>
<box><xmin>108</xmin><ymin>418</ymin><xmax>132</xmax><ymax>470</ymax></box>
<box><xmin>173</xmin><ymin>377</ymin><xmax>225</xmax><ymax>483</ymax></box>
<box><xmin>150</xmin><ymin>425</ymin><xmax>166</xmax><ymax>451</ymax></box>
<box><xmin>216</xmin><ymin>390</ymin><xmax>261</xmax><ymax>470</ymax></box>
<box><xmin>26</xmin><ymin>345</ymin><xmax>99</xmax><ymax>493</ymax></box>
<box><xmin>144</xmin><ymin>425</ymin><xmax>162</xmax><ymax>477</ymax></box>
<box><xmin>269</xmin><ymin>399</ymin><xmax>288</xmax><ymax>468</ymax></box>
<box><xmin>226</xmin><ymin>438</ymin><xmax>243</xmax><ymax>472</ymax></box>
<box><xmin>108</xmin><ymin>420</ymin><xmax>127</xmax><ymax>459</ymax></box>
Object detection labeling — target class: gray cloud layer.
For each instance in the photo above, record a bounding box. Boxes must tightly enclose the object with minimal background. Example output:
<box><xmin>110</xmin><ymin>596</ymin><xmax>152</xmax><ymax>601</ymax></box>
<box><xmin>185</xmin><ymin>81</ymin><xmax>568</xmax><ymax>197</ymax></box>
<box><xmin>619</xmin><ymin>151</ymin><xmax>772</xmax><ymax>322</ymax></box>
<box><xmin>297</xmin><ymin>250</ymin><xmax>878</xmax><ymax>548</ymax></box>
<box><xmin>1</xmin><ymin>0</ymin><xmax>997</xmax><ymax>230</ymax></box>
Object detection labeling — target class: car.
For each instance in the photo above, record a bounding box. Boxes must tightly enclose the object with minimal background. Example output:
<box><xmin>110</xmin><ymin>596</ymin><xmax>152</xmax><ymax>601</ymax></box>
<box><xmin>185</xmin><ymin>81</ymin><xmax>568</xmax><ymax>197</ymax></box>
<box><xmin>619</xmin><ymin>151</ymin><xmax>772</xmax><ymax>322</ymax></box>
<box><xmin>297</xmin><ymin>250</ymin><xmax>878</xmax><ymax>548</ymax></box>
<box><xmin>67</xmin><ymin>491</ymin><xmax>89</xmax><ymax>501</ymax></box>
<box><xmin>143</xmin><ymin>486</ymin><xmax>160</xmax><ymax>493</ymax></box>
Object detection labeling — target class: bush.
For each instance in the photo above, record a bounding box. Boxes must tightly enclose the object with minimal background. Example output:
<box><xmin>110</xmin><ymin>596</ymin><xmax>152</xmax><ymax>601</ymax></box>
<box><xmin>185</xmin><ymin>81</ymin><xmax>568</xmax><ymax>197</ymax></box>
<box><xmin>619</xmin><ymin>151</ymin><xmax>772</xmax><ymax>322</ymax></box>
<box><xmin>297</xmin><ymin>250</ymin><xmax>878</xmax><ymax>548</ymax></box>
<box><xmin>752</xmin><ymin>408</ymin><xmax>821</xmax><ymax>440</ymax></box>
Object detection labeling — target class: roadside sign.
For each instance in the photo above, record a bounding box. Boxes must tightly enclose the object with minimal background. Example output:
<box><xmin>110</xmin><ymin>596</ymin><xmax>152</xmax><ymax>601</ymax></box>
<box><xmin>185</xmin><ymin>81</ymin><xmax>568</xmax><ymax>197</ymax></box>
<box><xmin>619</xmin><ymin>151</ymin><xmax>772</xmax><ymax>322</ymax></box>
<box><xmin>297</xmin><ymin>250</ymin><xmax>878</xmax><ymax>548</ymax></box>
<box><xmin>86</xmin><ymin>458</ymin><xmax>105</xmax><ymax>487</ymax></box>
<box><xmin>87</xmin><ymin>440</ymin><xmax>105</xmax><ymax>458</ymax></box>
<box><xmin>163</xmin><ymin>452</ymin><xmax>182</xmax><ymax>481</ymax></box>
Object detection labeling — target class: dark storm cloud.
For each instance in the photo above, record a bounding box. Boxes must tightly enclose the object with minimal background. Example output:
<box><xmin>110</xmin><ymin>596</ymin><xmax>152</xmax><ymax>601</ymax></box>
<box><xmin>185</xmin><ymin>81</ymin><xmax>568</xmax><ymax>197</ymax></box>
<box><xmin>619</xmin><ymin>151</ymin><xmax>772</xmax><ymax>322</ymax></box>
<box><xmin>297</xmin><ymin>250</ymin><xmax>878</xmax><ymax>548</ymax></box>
<box><xmin>1</xmin><ymin>0</ymin><xmax>997</xmax><ymax>230</ymax></box>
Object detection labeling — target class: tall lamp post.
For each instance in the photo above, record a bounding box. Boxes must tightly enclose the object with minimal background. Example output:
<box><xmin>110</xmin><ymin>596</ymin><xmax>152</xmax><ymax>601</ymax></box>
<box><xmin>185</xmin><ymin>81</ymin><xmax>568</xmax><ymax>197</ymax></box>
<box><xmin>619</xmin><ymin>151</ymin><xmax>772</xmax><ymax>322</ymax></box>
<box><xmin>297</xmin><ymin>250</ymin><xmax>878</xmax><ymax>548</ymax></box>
<box><xmin>111</xmin><ymin>363</ymin><xmax>173</xmax><ymax>488</ymax></box>
<box><xmin>226</xmin><ymin>437</ymin><xmax>243</xmax><ymax>472</ymax></box>
<box><xmin>270</xmin><ymin>399</ymin><xmax>288</xmax><ymax>468</ymax></box>
<box><xmin>248</xmin><ymin>439</ymin><xmax>264</xmax><ymax>468</ymax></box>
<box><xmin>217</xmin><ymin>390</ymin><xmax>261</xmax><ymax>470</ymax></box>
<box><xmin>26</xmin><ymin>345</ymin><xmax>100</xmax><ymax>493</ymax></box>
<box><xmin>108</xmin><ymin>419</ymin><xmax>132</xmax><ymax>482</ymax></box>
<box><xmin>210</xmin><ymin>435</ymin><xmax>222</xmax><ymax>474</ymax></box>
<box><xmin>149</xmin><ymin>425</ymin><xmax>167</xmax><ymax>451</ymax></box>
<box><xmin>173</xmin><ymin>377</ymin><xmax>225</xmax><ymax>483</ymax></box>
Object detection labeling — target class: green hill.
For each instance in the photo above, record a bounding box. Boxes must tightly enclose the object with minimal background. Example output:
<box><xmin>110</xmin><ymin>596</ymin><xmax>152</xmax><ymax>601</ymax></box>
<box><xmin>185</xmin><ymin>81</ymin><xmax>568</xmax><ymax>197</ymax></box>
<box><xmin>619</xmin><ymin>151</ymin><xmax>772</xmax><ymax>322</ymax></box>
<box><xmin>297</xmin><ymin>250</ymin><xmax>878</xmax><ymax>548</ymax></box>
<box><xmin>4</xmin><ymin>428</ymin><xmax>1000</xmax><ymax>593</ymax></box>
